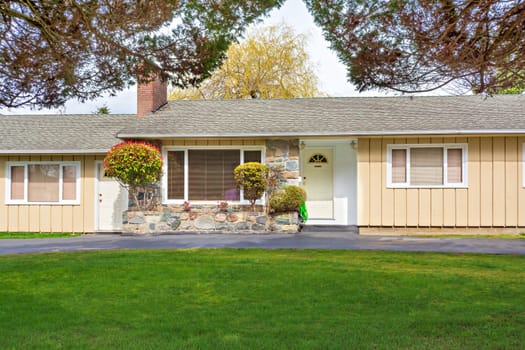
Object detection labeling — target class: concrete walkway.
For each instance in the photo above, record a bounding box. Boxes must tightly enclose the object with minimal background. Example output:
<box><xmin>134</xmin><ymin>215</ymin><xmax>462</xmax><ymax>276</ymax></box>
<box><xmin>1</xmin><ymin>232</ymin><xmax>525</xmax><ymax>255</ymax></box>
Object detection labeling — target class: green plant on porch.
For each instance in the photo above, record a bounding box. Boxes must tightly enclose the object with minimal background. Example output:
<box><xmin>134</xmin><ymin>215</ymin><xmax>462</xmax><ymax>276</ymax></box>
<box><xmin>234</xmin><ymin>162</ymin><xmax>269</xmax><ymax>211</ymax></box>
<box><xmin>103</xmin><ymin>141</ymin><xmax>163</xmax><ymax>211</ymax></box>
<box><xmin>269</xmin><ymin>185</ymin><xmax>307</xmax><ymax>214</ymax></box>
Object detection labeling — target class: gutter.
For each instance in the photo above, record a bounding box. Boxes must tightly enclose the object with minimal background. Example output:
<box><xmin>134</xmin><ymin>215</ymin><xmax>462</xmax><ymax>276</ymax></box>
<box><xmin>0</xmin><ymin>149</ymin><xmax>109</xmax><ymax>155</ymax></box>
<box><xmin>117</xmin><ymin>129</ymin><xmax>525</xmax><ymax>139</ymax></box>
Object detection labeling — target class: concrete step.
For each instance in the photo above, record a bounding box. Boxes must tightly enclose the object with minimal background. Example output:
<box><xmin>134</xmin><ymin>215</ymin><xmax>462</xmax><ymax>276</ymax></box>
<box><xmin>300</xmin><ymin>225</ymin><xmax>359</xmax><ymax>233</ymax></box>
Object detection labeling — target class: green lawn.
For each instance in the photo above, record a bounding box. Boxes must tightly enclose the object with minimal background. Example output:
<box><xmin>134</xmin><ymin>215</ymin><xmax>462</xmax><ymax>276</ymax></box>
<box><xmin>1</xmin><ymin>249</ymin><xmax>523</xmax><ymax>349</ymax></box>
<box><xmin>0</xmin><ymin>232</ymin><xmax>82</xmax><ymax>239</ymax></box>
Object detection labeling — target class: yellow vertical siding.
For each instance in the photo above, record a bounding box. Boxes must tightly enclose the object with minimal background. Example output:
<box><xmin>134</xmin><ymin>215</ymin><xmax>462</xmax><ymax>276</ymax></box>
<box><xmin>369</xmin><ymin>139</ymin><xmax>382</xmax><ymax>225</ymax></box>
<box><xmin>467</xmin><ymin>137</ymin><xmax>481</xmax><ymax>226</ymax></box>
<box><xmin>358</xmin><ymin>136</ymin><xmax>525</xmax><ymax>228</ymax></box>
<box><xmin>505</xmin><ymin>137</ymin><xmax>518</xmax><ymax>226</ymax></box>
<box><xmin>0</xmin><ymin>154</ymin><xmax>99</xmax><ymax>233</ymax></box>
<box><xmin>418</xmin><ymin>189</ymin><xmax>431</xmax><ymax>226</ymax></box>
<box><xmin>0</xmin><ymin>159</ymin><xmax>6</xmax><ymax>231</ymax></box>
<box><xmin>519</xmin><ymin>137</ymin><xmax>525</xmax><ymax>227</ymax></box>
<box><xmin>381</xmin><ymin>138</ymin><xmax>394</xmax><ymax>225</ymax></box>
<box><xmin>492</xmin><ymin>137</ymin><xmax>506</xmax><ymax>225</ymax></box>
<box><xmin>480</xmin><ymin>138</ymin><xmax>493</xmax><ymax>226</ymax></box>
<box><xmin>161</xmin><ymin>139</ymin><xmax>266</xmax><ymax>147</ymax></box>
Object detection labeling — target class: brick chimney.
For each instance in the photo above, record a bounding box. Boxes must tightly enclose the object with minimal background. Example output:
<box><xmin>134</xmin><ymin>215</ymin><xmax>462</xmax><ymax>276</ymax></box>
<box><xmin>137</xmin><ymin>76</ymin><xmax>167</xmax><ymax>118</ymax></box>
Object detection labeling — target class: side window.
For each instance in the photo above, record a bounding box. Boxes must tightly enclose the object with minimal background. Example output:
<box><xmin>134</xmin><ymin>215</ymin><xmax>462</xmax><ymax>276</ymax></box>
<box><xmin>7</xmin><ymin>162</ymin><xmax>80</xmax><ymax>204</ymax></box>
<box><xmin>387</xmin><ymin>145</ymin><xmax>467</xmax><ymax>188</ymax></box>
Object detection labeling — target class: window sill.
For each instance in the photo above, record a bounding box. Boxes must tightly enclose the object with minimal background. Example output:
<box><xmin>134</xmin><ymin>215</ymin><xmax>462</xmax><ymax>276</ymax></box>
<box><xmin>387</xmin><ymin>185</ymin><xmax>468</xmax><ymax>189</ymax></box>
<box><xmin>5</xmin><ymin>201</ymin><xmax>81</xmax><ymax>206</ymax></box>
<box><xmin>163</xmin><ymin>200</ymin><xmax>264</xmax><ymax>206</ymax></box>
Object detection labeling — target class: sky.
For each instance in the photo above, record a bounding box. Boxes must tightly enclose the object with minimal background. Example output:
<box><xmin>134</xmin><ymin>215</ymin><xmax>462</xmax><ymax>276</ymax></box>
<box><xmin>4</xmin><ymin>0</ymin><xmax>418</xmax><ymax>115</ymax></box>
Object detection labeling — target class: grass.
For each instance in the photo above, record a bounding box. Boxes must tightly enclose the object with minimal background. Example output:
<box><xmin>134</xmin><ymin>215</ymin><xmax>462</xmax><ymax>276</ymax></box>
<box><xmin>0</xmin><ymin>249</ymin><xmax>524</xmax><ymax>349</ymax></box>
<box><xmin>0</xmin><ymin>232</ymin><xmax>82</xmax><ymax>239</ymax></box>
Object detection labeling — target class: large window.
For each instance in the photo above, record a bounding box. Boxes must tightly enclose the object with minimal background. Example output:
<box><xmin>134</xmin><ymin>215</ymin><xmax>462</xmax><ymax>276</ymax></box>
<box><xmin>164</xmin><ymin>148</ymin><xmax>263</xmax><ymax>202</ymax></box>
<box><xmin>387</xmin><ymin>144</ymin><xmax>467</xmax><ymax>188</ymax></box>
<box><xmin>6</xmin><ymin>162</ymin><xmax>81</xmax><ymax>204</ymax></box>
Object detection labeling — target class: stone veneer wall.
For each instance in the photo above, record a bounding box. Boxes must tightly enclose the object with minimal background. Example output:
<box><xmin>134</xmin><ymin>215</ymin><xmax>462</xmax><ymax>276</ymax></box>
<box><xmin>265</xmin><ymin>139</ymin><xmax>300</xmax><ymax>185</ymax></box>
<box><xmin>123</xmin><ymin>205</ymin><xmax>300</xmax><ymax>235</ymax></box>
<box><xmin>123</xmin><ymin>138</ymin><xmax>303</xmax><ymax>234</ymax></box>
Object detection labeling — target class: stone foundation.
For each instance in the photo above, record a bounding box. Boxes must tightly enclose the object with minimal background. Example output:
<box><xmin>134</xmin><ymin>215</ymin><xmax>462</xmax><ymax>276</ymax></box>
<box><xmin>122</xmin><ymin>205</ymin><xmax>300</xmax><ymax>235</ymax></box>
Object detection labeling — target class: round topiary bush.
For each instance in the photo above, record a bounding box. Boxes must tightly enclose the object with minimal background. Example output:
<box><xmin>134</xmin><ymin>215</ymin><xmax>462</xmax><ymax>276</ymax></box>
<box><xmin>234</xmin><ymin>162</ymin><xmax>269</xmax><ymax>211</ymax></box>
<box><xmin>103</xmin><ymin>141</ymin><xmax>163</xmax><ymax>210</ymax></box>
<box><xmin>269</xmin><ymin>185</ymin><xmax>307</xmax><ymax>213</ymax></box>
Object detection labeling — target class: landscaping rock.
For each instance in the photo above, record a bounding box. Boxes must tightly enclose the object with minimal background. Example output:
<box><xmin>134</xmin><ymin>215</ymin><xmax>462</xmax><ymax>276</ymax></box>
<box><xmin>275</xmin><ymin>217</ymin><xmax>290</xmax><ymax>225</ymax></box>
<box><xmin>156</xmin><ymin>223</ymin><xmax>171</xmax><ymax>232</ymax></box>
<box><xmin>194</xmin><ymin>215</ymin><xmax>215</xmax><ymax>230</ymax></box>
<box><xmin>256</xmin><ymin>216</ymin><xmax>267</xmax><ymax>224</ymax></box>
<box><xmin>160</xmin><ymin>212</ymin><xmax>170</xmax><ymax>222</ymax></box>
<box><xmin>129</xmin><ymin>216</ymin><xmax>145</xmax><ymax>224</ymax></box>
<box><xmin>145</xmin><ymin>215</ymin><xmax>160</xmax><ymax>224</ymax></box>
<box><xmin>252</xmin><ymin>223</ymin><xmax>266</xmax><ymax>231</ymax></box>
<box><xmin>215</xmin><ymin>222</ymin><xmax>233</xmax><ymax>231</ymax></box>
<box><xmin>227</xmin><ymin>213</ymin><xmax>238</xmax><ymax>222</ymax></box>
<box><xmin>170</xmin><ymin>218</ymin><xmax>181</xmax><ymax>230</ymax></box>
<box><xmin>281</xmin><ymin>225</ymin><xmax>299</xmax><ymax>232</ymax></box>
<box><xmin>235</xmin><ymin>222</ymin><xmax>250</xmax><ymax>231</ymax></box>
<box><xmin>215</xmin><ymin>213</ymin><xmax>227</xmax><ymax>222</ymax></box>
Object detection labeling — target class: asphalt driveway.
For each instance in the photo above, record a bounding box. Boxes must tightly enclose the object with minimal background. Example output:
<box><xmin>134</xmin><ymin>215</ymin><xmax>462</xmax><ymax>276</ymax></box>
<box><xmin>1</xmin><ymin>232</ymin><xmax>525</xmax><ymax>255</ymax></box>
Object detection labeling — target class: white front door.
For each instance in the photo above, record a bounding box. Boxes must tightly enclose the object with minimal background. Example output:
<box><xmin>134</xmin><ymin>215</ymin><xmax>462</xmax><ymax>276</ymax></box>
<box><xmin>95</xmin><ymin>162</ymin><xmax>128</xmax><ymax>232</ymax></box>
<box><xmin>302</xmin><ymin>148</ymin><xmax>334</xmax><ymax>219</ymax></box>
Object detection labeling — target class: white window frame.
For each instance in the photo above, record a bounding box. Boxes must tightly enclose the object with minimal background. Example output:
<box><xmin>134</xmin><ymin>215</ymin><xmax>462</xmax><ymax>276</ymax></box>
<box><xmin>386</xmin><ymin>144</ymin><xmax>468</xmax><ymax>188</ymax></box>
<box><xmin>5</xmin><ymin>161</ymin><xmax>81</xmax><ymax>205</ymax></box>
<box><xmin>162</xmin><ymin>146</ymin><xmax>266</xmax><ymax>204</ymax></box>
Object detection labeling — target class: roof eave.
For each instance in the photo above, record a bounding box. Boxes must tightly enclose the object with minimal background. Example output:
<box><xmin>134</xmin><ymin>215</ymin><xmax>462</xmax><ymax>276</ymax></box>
<box><xmin>0</xmin><ymin>149</ymin><xmax>109</xmax><ymax>155</ymax></box>
<box><xmin>117</xmin><ymin>129</ymin><xmax>525</xmax><ymax>139</ymax></box>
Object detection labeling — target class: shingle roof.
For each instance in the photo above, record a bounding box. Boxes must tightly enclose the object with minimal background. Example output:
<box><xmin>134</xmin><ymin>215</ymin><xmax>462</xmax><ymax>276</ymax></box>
<box><xmin>0</xmin><ymin>114</ymin><xmax>135</xmax><ymax>154</ymax></box>
<box><xmin>118</xmin><ymin>95</ymin><xmax>525</xmax><ymax>138</ymax></box>
<box><xmin>1</xmin><ymin>95</ymin><xmax>524</xmax><ymax>154</ymax></box>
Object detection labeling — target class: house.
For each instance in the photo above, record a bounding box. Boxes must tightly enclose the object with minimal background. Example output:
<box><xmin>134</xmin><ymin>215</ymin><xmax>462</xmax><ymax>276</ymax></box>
<box><xmin>1</xmin><ymin>80</ymin><xmax>524</xmax><ymax>234</ymax></box>
<box><xmin>0</xmin><ymin>113</ymin><xmax>135</xmax><ymax>233</ymax></box>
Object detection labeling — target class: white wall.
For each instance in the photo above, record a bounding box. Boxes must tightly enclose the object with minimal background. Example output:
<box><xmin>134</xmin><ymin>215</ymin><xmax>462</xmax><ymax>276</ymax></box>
<box><xmin>301</xmin><ymin>139</ymin><xmax>357</xmax><ymax>225</ymax></box>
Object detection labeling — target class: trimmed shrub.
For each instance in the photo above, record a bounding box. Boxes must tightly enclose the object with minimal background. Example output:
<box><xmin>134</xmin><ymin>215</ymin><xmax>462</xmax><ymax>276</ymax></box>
<box><xmin>104</xmin><ymin>141</ymin><xmax>163</xmax><ymax>210</ymax></box>
<box><xmin>270</xmin><ymin>185</ymin><xmax>307</xmax><ymax>213</ymax></box>
<box><xmin>234</xmin><ymin>162</ymin><xmax>269</xmax><ymax>211</ymax></box>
